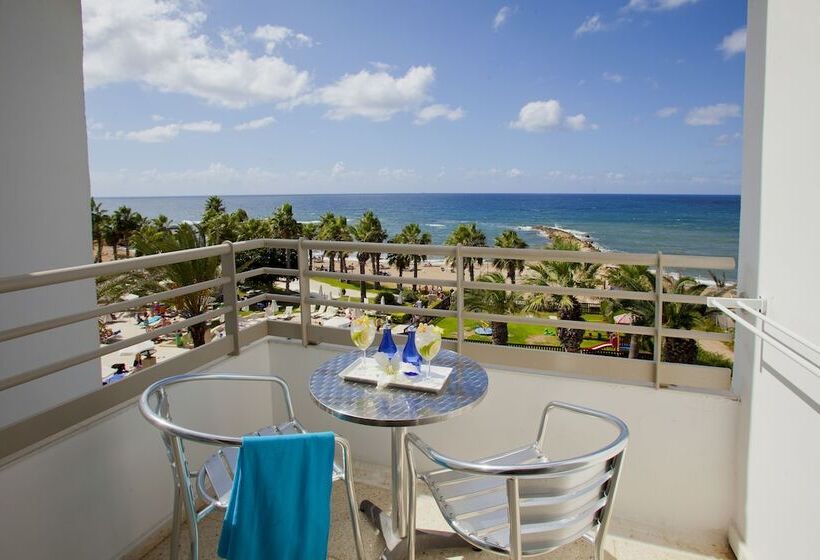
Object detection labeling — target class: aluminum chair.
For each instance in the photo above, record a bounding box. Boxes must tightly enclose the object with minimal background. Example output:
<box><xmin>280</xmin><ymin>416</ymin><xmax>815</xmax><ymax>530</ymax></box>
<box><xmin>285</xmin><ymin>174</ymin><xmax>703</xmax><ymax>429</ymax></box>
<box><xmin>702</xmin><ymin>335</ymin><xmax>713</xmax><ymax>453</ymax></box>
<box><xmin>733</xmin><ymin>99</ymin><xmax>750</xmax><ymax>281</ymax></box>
<box><xmin>405</xmin><ymin>401</ymin><xmax>628</xmax><ymax>560</ymax></box>
<box><xmin>139</xmin><ymin>373</ymin><xmax>364</xmax><ymax>560</ymax></box>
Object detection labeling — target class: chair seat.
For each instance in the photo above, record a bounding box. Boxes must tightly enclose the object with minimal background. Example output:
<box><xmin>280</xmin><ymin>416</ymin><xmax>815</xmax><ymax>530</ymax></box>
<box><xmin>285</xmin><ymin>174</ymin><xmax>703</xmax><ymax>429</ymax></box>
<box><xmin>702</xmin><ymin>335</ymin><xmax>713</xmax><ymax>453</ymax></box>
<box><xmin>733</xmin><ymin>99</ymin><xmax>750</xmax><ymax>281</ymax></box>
<box><xmin>197</xmin><ymin>419</ymin><xmax>344</xmax><ymax>509</ymax></box>
<box><xmin>420</xmin><ymin>444</ymin><xmax>603</xmax><ymax>556</ymax></box>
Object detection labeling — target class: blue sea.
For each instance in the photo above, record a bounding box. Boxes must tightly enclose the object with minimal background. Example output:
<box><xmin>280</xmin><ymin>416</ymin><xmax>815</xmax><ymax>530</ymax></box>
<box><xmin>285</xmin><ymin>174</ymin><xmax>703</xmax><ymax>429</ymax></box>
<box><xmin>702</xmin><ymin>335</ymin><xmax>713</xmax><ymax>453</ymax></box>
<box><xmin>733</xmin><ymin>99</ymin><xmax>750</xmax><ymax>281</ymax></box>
<box><xmin>97</xmin><ymin>193</ymin><xmax>740</xmax><ymax>279</ymax></box>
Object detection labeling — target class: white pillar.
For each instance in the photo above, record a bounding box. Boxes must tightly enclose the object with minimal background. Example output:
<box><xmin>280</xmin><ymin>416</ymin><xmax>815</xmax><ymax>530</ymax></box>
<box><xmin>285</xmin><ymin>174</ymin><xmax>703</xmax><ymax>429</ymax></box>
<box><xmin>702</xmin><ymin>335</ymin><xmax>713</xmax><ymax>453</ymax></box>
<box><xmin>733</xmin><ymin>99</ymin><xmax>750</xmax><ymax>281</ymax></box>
<box><xmin>0</xmin><ymin>0</ymin><xmax>99</xmax><ymax>426</ymax></box>
<box><xmin>733</xmin><ymin>1</ymin><xmax>820</xmax><ymax>558</ymax></box>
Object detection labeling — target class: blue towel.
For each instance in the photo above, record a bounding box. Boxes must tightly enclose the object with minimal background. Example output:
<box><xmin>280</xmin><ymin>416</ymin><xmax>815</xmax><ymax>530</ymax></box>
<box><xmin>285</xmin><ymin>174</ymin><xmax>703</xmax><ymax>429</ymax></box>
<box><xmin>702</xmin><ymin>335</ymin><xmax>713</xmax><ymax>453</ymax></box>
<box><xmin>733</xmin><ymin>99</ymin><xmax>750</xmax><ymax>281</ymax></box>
<box><xmin>218</xmin><ymin>432</ymin><xmax>336</xmax><ymax>560</ymax></box>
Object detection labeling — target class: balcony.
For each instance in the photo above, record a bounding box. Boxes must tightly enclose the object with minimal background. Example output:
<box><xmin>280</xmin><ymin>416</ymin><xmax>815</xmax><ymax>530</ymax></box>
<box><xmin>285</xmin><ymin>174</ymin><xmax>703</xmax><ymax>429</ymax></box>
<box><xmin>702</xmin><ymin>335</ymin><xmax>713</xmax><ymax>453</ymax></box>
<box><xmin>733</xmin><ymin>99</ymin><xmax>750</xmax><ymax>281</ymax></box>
<box><xmin>0</xmin><ymin>239</ymin><xmax>738</xmax><ymax>559</ymax></box>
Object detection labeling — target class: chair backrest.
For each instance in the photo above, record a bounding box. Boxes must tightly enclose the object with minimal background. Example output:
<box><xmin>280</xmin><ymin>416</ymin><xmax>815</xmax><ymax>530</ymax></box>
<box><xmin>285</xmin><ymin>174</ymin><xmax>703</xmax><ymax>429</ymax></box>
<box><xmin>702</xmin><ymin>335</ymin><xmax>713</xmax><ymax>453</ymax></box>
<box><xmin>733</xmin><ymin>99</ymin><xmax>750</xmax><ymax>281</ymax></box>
<box><xmin>506</xmin><ymin>403</ymin><xmax>628</xmax><ymax>556</ymax></box>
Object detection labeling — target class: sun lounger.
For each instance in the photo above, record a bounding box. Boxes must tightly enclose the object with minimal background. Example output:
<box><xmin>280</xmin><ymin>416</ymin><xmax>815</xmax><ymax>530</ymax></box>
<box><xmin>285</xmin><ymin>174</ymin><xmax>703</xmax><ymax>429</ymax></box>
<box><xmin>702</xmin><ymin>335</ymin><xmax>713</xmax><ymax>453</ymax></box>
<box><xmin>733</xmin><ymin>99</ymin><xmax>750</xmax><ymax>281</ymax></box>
<box><xmin>320</xmin><ymin>307</ymin><xmax>338</xmax><ymax>320</ymax></box>
<box><xmin>312</xmin><ymin>305</ymin><xmax>327</xmax><ymax>319</ymax></box>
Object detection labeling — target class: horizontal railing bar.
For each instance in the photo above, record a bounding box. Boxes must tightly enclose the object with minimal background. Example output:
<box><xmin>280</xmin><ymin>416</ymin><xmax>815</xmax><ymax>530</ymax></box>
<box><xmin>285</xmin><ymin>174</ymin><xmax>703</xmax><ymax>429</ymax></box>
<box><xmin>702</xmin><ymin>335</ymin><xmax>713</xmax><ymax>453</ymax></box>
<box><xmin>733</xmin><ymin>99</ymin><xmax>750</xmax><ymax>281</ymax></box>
<box><xmin>269</xmin><ymin>294</ymin><xmax>300</xmax><ymax>304</ymax></box>
<box><xmin>308</xmin><ymin>270</ymin><xmax>459</xmax><ymax>288</ymax></box>
<box><xmin>260</xmin><ymin>238</ymin><xmax>300</xmax><ymax>249</ymax></box>
<box><xmin>0</xmin><ymin>307</ymin><xmax>230</xmax><ymax>393</ymax></box>
<box><xmin>236</xmin><ymin>293</ymin><xmax>270</xmax><ymax>309</ymax></box>
<box><xmin>460</xmin><ymin>245</ymin><xmax>735</xmax><ymax>269</ymax></box>
<box><xmin>462</xmin><ymin>281</ymin><xmax>656</xmax><ymax>301</ymax></box>
<box><xmin>0</xmin><ymin>277</ymin><xmax>229</xmax><ymax>344</ymax></box>
<box><xmin>660</xmin><ymin>328</ymin><xmax>734</xmax><ymax>342</ymax></box>
<box><xmin>462</xmin><ymin>311</ymin><xmax>657</xmax><ymax>336</ymax></box>
<box><xmin>0</xmin><ymin>240</ymin><xmax>261</xmax><ymax>295</ymax></box>
<box><xmin>309</xmin><ymin>298</ymin><xmax>456</xmax><ymax>318</ymax></box>
<box><xmin>236</xmin><ymin>267</ymin><xmax>298</xmax><ymax>281</ymax></box>
<box><xmin>302</xmin><ymin>240</ymin><xmax>455</xmax><ymax>257</ymax></box>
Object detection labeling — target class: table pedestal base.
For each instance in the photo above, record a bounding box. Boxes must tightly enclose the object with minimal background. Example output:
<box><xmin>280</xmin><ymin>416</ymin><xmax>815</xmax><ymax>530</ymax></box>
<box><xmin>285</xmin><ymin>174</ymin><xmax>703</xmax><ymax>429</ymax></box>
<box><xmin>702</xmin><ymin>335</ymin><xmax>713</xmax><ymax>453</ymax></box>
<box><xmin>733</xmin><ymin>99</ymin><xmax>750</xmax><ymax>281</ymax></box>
<box><xmin>360</xmin><ymin>500</ymin><xmax>477</xmax><ymax>560</ymax></box>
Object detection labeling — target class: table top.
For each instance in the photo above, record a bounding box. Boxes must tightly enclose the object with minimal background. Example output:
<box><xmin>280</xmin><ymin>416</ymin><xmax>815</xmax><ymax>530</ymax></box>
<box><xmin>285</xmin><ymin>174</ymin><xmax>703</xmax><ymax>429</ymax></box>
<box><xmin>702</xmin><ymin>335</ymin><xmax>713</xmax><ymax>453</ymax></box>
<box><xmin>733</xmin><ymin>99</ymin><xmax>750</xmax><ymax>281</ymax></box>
<box><xmin>309</xmin><ymin>349</ymin><xmax>488</xmax><ymax>427</ymax></box>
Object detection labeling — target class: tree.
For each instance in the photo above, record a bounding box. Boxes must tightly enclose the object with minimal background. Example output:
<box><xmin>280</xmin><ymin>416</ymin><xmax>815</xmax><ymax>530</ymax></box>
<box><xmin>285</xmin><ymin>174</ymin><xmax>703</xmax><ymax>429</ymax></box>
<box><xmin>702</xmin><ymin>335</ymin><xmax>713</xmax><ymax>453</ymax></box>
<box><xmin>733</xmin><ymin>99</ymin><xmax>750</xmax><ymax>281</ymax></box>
<box><xmin>662</xmin><ymin>277</ymin><xmax>711</xmax><ymax>364</ymax></box>
<box><xmin>112</xmin><ymin>205</ymin><xmax>144</xmax><ymax>258</ymax></box>
<box><xmin>464</xmin><ymin>272</ymin><xmax>523</xmax><ymax>345</ymax></box>
<box><xmin>151</xmin><ymin>214</ymin><xmax>173</xmax><ymax>232</ymax></box>
<box><xmin>493</xmin><ymin>229</ymin><xmax>528</xmax><ymax>284</ymax></box>
<box><xmin>605</xmin><ymin>265</ymin><xmax>656</xmax><ymax>359</ymax></box>
<box><xmin>387</xmin><ymin>236</ymin><xmax>411</xmax><ymax>290</ymax></box>
<box><xmin>270</xmin><ymin>203</ymin><xmax>302</xmax><ymax>290</ymax></box>
<box><xmin>525</xmin><ymin>238</ymin><xmax>600</xmax><ymax>352</ymax></box>
<box><xmin>351</xmin><ymin>211</ymin><xmax>387</xmax><ymax>301</ymax></box>
<box><xmin>395</xmin><ymin>223</ymin><xmax>432</xmax><ymax>290</ymax></box>
<box><xmin>445</xmin><ymin>223</ymin><xmax>487</xmax><ymax>281</ymax></box>
<box><xmin>204</xmin><ymin>195</ymin><xmax>225</xmax><ymax>218</ymax></box>
<box><xmin>90</xmin><ymin>198</ymin><xmax>108</xmax><ymax>263</ymax></box>
<box><xmin>317</xmin><ymin>212</ymin><xmax>352</xmax><ymax>272</ymax></box>
<box><xmin>301</xmin><ymin>222</ymin><xmax>319</xmax><ymax>270</ymax></box>
<box><xmin>133</xmin><ymin>224</ymin><xmax>221</xmax><ymax>347</ymax></box>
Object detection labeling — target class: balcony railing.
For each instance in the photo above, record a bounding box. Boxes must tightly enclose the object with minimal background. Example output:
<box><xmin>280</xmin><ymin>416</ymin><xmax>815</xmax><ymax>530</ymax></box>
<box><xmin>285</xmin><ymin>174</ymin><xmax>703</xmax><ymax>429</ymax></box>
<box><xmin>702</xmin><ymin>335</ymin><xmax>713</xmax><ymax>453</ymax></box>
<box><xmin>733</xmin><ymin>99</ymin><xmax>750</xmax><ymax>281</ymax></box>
<box><xmin>0</xmin><ymin>238</ymin><xmax>735</xmax><ymax>460</ymax></box>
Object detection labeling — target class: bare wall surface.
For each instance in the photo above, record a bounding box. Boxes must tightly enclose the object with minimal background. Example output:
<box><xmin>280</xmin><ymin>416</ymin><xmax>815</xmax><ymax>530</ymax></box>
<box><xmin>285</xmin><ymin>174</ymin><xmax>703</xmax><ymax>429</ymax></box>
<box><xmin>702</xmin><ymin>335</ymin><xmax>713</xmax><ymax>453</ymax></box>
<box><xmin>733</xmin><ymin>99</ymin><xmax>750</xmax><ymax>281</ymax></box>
<box><xmin>0</xmin><ymin>0</ymin><xmax>99</xmax><ymax>425</ymax></box>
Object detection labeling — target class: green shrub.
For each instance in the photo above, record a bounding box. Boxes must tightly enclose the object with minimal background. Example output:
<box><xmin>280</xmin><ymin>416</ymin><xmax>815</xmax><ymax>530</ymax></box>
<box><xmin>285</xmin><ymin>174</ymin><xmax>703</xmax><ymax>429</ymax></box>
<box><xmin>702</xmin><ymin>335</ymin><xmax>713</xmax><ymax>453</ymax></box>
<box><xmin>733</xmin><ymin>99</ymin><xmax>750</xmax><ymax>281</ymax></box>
<box><xmin>375</xmin><ymin>290</ymin><xmax>397</xmax><ymax>306</ymax></box>
<box><xmin>400</xmin><ymin>288</ymin><xmax>418</xmax><ymax>303</ymax></box>
<box><xmin>696</xmin><ymin>348</ymin><xmax>734</xmax><ymax>369</ymax></box>
<box><xmin>390</xmin><ymin>312</ymin><xmax>412</xmax><ymax>324</ymax></box>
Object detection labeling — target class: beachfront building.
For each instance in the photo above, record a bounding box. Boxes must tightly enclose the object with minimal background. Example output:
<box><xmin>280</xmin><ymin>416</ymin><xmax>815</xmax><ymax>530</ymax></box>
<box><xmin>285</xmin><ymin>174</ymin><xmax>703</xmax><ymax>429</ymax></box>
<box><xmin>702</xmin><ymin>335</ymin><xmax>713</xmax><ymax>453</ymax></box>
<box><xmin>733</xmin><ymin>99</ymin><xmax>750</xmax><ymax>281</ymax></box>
<box><xmin>0</xmin><ymin>1</ymin><xmax>818</xmax><ymax>559</ymax></box>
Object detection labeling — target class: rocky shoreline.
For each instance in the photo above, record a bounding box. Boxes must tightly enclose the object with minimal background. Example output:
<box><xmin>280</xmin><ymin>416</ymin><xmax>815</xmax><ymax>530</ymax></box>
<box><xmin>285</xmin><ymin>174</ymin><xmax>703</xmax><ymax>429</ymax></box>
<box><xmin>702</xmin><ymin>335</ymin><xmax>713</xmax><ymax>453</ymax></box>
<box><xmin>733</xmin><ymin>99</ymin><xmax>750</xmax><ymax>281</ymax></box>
<box><xmin>533</xmin><ymin>226</ymin><xmax>600</xmax><ymax>252</ymax></box>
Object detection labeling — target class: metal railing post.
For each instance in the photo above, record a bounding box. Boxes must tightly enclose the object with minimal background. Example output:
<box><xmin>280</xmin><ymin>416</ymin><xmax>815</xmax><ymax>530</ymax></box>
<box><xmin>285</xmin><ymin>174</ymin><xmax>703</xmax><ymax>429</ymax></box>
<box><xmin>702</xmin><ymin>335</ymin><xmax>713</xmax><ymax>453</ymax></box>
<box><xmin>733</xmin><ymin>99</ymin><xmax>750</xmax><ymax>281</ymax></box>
<box><xmin>654</xmin><ymin>251</ymin><xmax>664</xmax><ymax>388</ymax></box>
<box><xmin>220</xmin><ymin>241</ymin><xmax>241</xmax><ymax>356</ymax></box>
<box><xmin>456</xmin><ymin>243</ymin><xmax>464</xmax><ymax>353</ymax></box>
<box><xmin>298</xmin><ymin>237</ymin><xmax>310</xmax><ymax>346</ymax></box>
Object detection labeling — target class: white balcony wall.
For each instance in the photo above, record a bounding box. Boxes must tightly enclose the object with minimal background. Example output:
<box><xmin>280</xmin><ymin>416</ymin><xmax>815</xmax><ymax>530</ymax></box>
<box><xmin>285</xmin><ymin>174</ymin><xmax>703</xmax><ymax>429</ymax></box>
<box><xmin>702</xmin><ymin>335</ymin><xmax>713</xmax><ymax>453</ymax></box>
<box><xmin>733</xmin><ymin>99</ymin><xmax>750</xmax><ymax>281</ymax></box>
<box><xmin>268</xmin><ymin>339</ymin><xmax>738</xmax><ymax>547</ymax></box>
<box><xmin>0</xmin><ymin>339</ymin><xmax>274</xmax><ymax>560</ymax></box>
<box><xmin>733</xmin><ymin>1</ymin><xmax>820</xmax><ymax>558</ymax></box>
<box><xmin>0</xmin><ymin>0</ymin><xmax>99</xmax><ymax>425</ymax></box>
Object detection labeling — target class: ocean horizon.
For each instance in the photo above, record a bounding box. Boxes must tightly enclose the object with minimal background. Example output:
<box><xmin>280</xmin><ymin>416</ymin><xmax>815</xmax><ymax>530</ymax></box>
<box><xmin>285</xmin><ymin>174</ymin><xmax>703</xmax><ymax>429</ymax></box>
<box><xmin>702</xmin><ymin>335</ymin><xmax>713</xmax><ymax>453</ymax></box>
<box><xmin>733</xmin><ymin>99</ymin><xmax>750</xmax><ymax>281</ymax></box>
<box><xmin>97</xmin><ymin>193</ymin><xmax>740</xmax><ymax>279</ymax></box>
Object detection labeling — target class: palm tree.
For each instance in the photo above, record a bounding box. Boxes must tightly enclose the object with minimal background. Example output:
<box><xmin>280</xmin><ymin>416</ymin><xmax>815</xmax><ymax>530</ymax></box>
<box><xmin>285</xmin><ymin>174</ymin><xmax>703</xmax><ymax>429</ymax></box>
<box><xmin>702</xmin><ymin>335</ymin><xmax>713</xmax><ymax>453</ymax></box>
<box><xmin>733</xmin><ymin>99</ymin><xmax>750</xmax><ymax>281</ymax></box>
<box><xmin>301</xmin><ymin>222</ymin><xmax>319</xmax><ymax>270</ymax></box>
<box><xmin>270</xmin><ymin>203</ymin><xmax>302</xmax><ymax>290</ymax></box>
<box><xmin>318</xmin><ymin>213</ymin><xmax>352</xmax><ymax>273</ymax></box>
<box><xmin>352</xmin><ymin>211</ymin><xmax>387</xmax><ymax>300</ymax></box>
<box><xmin>112</xmin><ymin>206</ymin><xmax>144</xmax><ymax>258</ymax></box>
<box><xmin>396</xmin><ymin>223</ymin><xmax>432</xmax><ymax>290</ymax></box>
<box><xmin>525</xmin><ymin>238</ymin><xmax>600</xmax><ymax>352</ymax></box>
<box><xmin>90</xmin><ymin>198</ymin><xmax>108</xmax><ymax>263</ymax></box>
<box><xmin>662</xmin><ymin>277</ymin><xmax>711</xmax><ymax>364</ymax></box>
<box><xmin>605</xmin><ymin>265</ymin><xmax>656</xmax><ymax>359</ymax></box>
<box><xmin>204</xmin><ymin>195</ymin><xmax>225</xmax><ymax>217</ymax></box>
<box><xmin>317</xmin><ymin>212</ymin><xmax>338</xmax><ymax>272</ymax></box>
<box><xmin>464</xmin><ymin>272</ymin><xmax>523</xmax><ymax>345</ymax></box>
<box><xmin>493</xmin><ymin>229</ymin><xmax>528</xmax><ymax>284</ymax></box>
<box><xmin>151</xmin><ymin>214</ymin><xmax>173</xmax><ymax>232</ymax></box>
<box><xmin>387</xmin><ymin>236</ymin><xmax>411</xmax><ymax>290</ymax></box>
<box><xmin>133</xmin><ymin>223</ymin><xmax>220</xmax><ymax>347</ymax></box>
<box><xmin>446</xmin><ymin>223</ymin><xmax>487</xmax><ymax>282</ymax></box>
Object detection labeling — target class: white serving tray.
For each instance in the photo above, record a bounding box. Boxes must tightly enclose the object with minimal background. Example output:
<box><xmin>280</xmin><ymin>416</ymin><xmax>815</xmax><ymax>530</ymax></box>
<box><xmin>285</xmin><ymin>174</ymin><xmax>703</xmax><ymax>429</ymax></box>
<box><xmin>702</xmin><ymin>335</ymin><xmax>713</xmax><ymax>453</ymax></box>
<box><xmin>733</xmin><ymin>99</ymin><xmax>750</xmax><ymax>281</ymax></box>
<box><xmin>339</xmin><ymin>357</ymin><xmax>452</xmax><ymax>393</ymax></box>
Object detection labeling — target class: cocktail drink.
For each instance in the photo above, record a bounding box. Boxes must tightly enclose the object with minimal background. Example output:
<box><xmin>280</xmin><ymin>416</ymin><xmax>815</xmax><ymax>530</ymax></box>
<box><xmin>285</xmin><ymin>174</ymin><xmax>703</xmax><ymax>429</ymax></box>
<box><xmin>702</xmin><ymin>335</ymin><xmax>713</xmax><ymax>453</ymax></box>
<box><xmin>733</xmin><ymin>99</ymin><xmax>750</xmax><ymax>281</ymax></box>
<box><xmin>350</xmin><ymin>315</ymin><xmax>376</xmax><ymax>367</ymax></box>
<box><xmin>415</xmin><ymin>324</ymin><xmax>443</xmax><ymax>380</ymax></box>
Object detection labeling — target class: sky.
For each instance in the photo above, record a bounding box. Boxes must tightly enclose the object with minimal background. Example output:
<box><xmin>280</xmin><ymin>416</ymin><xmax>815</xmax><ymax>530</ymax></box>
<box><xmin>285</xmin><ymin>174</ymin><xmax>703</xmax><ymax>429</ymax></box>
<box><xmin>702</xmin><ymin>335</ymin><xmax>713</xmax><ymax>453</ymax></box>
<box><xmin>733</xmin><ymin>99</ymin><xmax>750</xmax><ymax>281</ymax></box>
<box><xmin>83</xmin><ymin>0</ymin><xmax>748</xmax><ymax>197</ymax></box>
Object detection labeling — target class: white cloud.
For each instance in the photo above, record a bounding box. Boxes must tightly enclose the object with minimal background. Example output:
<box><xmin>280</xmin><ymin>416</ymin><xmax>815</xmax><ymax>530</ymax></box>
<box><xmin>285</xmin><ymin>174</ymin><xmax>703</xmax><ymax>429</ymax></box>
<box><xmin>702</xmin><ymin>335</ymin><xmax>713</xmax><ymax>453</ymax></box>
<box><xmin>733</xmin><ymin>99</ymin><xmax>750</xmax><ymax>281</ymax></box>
<box><xmin>120</xmin><ymin>120</ymin><xmax>221</xmax><ymax>143</ymax></box>
<box><xmin>251</xmin><ymin>25</ymin><xmax>313</xmax><ymax>54</ymax></box>
<box><xmin>150</xmin><ymin>114</ymin><xmax>165</xmax><ymax>122</ymax></box>
<box><xmin>369</xmin><ymin>61</ymin><xmax>394</xmax><ymax>72</ymax></box>
<box><xmin>414</xmin><ymin>104</ymin><xmax>465</xmax><ymax>125</ymax></box>
<box><xmin>297</xmin><ymin>66</ymin><xmax>436</xmax><ymax>121</ymax></box>
<box><xmin>510</xmin><ymin>100</ymin><xmax>563</xmax><ymax>132</ymax></box>
<box><xmin>717</xmin><ymin>27</ymin><xmax>747</xmax><ymax>59</ymax></box>
<box><xmin>564</xmin><ymin>113</ymin><xmax>598</xmax><ymax>131</ymax></box>
<box><xmin>493</xmin><ymin>6</ymin><xmax>512</xmax><ymax>31</ymax></box>
<box><xmin>714</xmin><ymin>132</ymin><xmax>742</xmax><ymax>146</ymax></box>
<box><xmin>234</xmin><ymin>116</ymin><xmax>276</xmax><ymax>131</ymax></box>
<box><xmin>685</xmin><ymin>103</ymin><xmax>741</xmax><ymax>126</ymax></box>
<box><xmin>82</xmin><ymin>0</ymin><xmax>311</xmax><ymax>108</ymax></box>
<box><xmin>623</xmin><ymin>0</ymin><xmax>699</xmax><ymax>11</ymax></box>
<box><xmin>510</xmin><ymin>100</ymin><xmax>596</xmax><ymax>133</ymax></box>
<box><xmin>655</xmin><ymin>106</ymin><xmax>679</xmax><ymax>118</ymax></box>
<box><xmin>575</xmin><ymin>14</ymin><xmax>604</xmax><ymax>37</ymax></box>
<box><xmin>331</xmin><ymin>161</ymin><xmax>346</xmax><ymax>177</ymax></box>
<box><xmin>506</xmin><ymin>168</ymin><xmax>523</xmax><ymax>178</ymax></box>
<box><xmin>602</xmin><ymin>72</ymin><xmax>624</xmax><ymax>83</ymax></box>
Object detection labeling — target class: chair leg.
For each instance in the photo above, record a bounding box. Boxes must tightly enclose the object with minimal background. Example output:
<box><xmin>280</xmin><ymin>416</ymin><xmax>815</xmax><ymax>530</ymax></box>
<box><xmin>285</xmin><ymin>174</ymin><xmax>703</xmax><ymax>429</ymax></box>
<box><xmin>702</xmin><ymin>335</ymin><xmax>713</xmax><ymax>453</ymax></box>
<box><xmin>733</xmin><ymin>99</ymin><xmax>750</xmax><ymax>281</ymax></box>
<box><xmin>341</xmin><ymin>445</ymin><xmax>365</xmax><ymax>560</ymax></box>
<box><xmin>169</xmin><ymin>483</ymin><xmax>183</xmax><ymax>560</ymax></box>
<box><xmin>406</xmin><ymin>462</ymin><xmax>417</xmax><ymax>560</ymax></box>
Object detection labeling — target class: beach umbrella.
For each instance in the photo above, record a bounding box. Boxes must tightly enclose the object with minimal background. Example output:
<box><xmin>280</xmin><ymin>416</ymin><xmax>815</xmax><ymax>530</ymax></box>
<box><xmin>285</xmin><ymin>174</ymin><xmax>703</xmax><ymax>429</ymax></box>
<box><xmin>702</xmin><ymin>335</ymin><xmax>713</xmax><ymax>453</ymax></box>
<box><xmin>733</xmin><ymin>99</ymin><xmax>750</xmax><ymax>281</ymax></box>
<box><xmin>380</xmin><ymin>296</ymin><xmax>386</xmax><ymax>306</ymax></box>
<box><xmin>614</xmin><ymin>313</ymin><xmax>634</xmax><ymax>325</ymax></box>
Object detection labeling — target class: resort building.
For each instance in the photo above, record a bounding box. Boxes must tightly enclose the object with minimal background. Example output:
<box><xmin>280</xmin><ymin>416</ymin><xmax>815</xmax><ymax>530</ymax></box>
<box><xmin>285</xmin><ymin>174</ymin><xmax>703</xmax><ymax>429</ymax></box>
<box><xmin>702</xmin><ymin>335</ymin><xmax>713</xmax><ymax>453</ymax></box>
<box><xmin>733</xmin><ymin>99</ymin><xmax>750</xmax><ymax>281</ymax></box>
<box><xmin>0</xmin><ymin>1</ymin><xmax>817</xmax><ymax>559</ymax></box>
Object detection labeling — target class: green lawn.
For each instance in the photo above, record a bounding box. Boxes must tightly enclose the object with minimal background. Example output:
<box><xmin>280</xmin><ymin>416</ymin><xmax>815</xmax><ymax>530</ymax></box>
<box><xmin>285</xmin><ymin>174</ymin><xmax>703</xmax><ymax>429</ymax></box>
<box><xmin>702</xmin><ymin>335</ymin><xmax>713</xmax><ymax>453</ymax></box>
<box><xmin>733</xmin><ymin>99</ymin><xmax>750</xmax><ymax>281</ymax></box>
<box><xmin>432</xmin><ymin>314</ymin><xmax>612</xmax><ymax>348</ymax></box>
<box><xmin>314</xmin><ymin>276</ymin><xmax>399</xmax><ymax>294</ymax></box>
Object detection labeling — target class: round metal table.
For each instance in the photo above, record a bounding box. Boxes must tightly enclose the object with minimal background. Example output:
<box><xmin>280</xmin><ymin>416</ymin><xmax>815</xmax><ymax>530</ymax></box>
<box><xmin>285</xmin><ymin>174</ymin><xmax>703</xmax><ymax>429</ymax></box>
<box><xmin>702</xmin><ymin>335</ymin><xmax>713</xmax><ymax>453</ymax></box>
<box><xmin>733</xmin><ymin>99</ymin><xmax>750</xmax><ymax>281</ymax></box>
<box><xmin>309</xmin><ymin>349</ymin><xmax>488</xmax><ymax>559</ymax></box>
